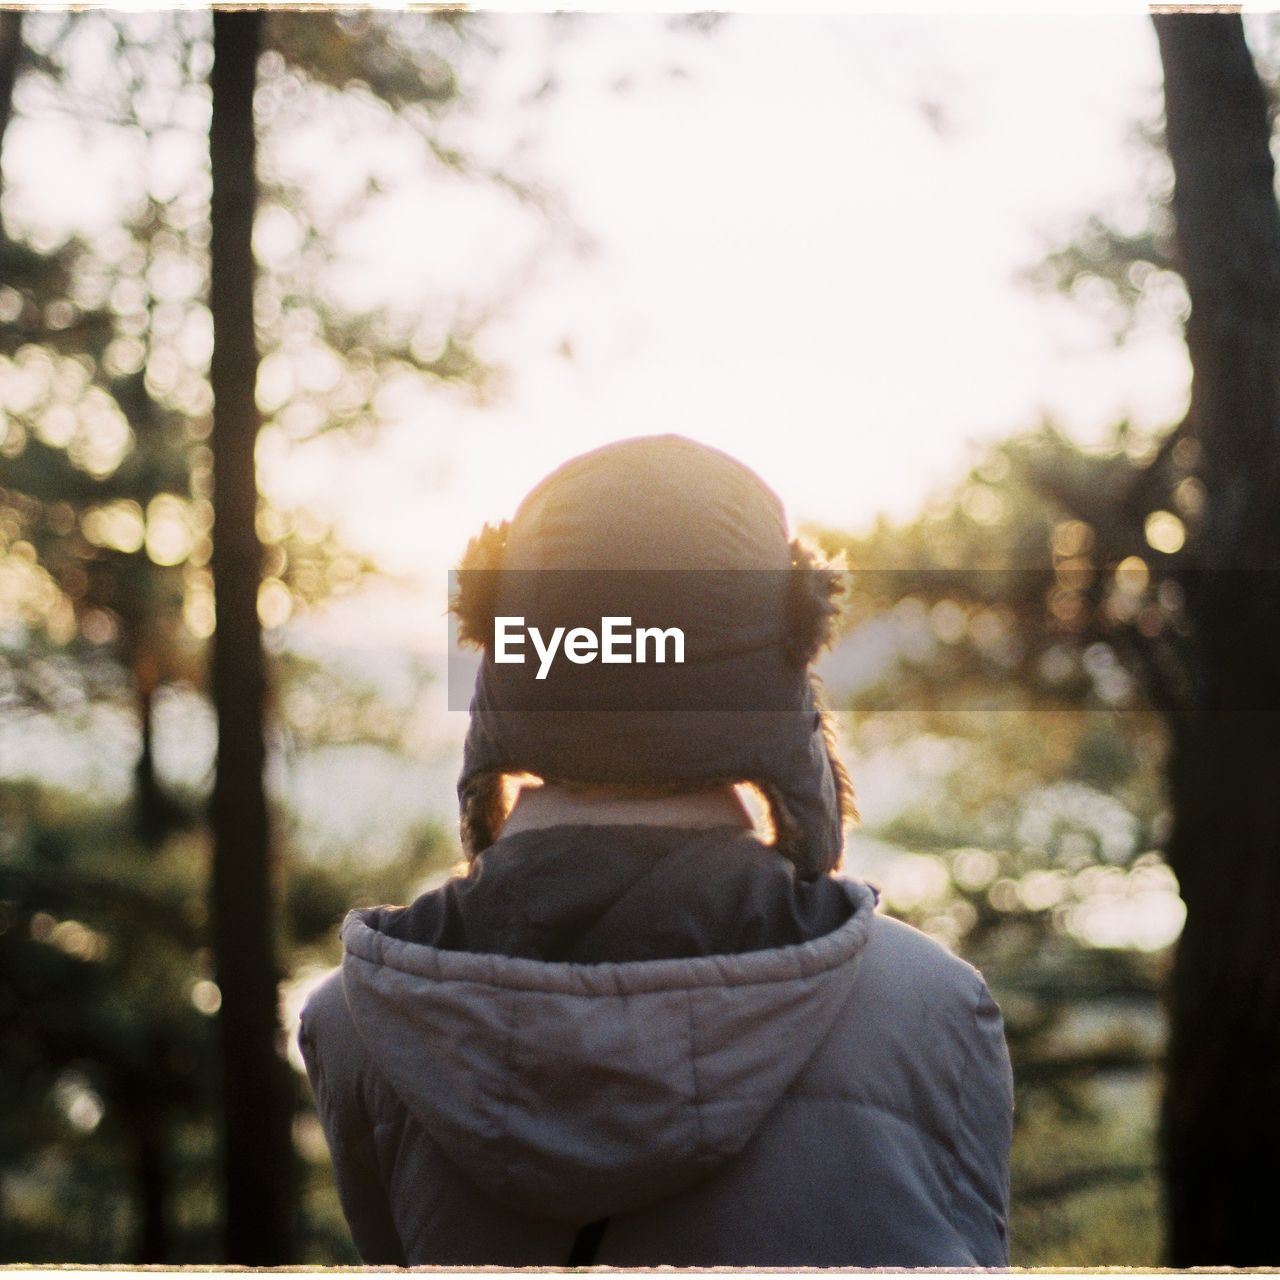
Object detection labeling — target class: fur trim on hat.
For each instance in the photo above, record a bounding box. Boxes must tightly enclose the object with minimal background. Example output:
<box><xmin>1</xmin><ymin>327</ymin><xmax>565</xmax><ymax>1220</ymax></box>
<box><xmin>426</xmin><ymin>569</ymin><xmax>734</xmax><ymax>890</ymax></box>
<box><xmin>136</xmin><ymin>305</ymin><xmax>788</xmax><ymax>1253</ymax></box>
<box><xmin>452</xmin><ymin>521</ymin><xmax>509</xmax><ymax>650</ymax></box>
<box><xmin>786</xmin><ymin>538</ymin><xmax>846</xmax><ymax>665</ymax></box>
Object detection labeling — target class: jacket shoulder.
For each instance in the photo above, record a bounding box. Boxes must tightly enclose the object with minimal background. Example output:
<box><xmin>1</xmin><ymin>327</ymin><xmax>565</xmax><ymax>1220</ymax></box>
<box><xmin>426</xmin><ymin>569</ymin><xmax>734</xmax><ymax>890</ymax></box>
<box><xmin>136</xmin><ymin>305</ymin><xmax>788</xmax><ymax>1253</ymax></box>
<box><xmin>858</xmin><ymin>909</ymin><xmax>989</xmax><ymax>1009</ymax></box>
<box><xmin>299</xmin><ymin>967</ymin><xmax>384</xmax><ymax>1105</ymax></box>
<box><xmin>796</xmin><ymin>903</ymin><xmax>1006</xmax><ymax>1137</ymax></box>
<box><xmin>300</xmin><ymin>968</ymin><xmax>353</xmax><ymax>1055</ymax></box>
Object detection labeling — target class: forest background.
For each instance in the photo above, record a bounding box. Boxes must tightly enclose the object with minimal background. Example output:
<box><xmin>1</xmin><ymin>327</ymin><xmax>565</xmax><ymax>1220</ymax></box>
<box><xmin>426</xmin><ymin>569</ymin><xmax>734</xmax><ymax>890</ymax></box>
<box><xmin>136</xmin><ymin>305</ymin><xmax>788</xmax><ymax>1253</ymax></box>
<box><xmin>2</xmin><ymin>7</ymin><xmax>1279</xmax><ymax>1267</ymax></box>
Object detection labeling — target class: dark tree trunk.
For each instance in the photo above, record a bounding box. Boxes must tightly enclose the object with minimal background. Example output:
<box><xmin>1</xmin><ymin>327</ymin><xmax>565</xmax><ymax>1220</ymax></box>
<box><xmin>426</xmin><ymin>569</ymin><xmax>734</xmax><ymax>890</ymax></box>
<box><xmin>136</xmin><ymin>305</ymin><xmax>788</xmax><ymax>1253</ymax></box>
<box><xmin>0</xmin><ymin>10</ymin><xmax>22</xmax><ymax>248</ymax></box>
<box><xmin>1153</xmin><ymin>14</ymin><xmax>1280</xmax><ymax>1266</ymax></box>
<box><xmin>129</xmin><ymin>617</ymin><xmax>182</xmax><ymax>846</ymax></box>
<box><xmin>133</xmin><ymin>679</ymin><xmax>166</xmax><ymax>845</ymax></box>
<box><xmin>133</xmin><ymin>1112</ymin><xmax>168</xmax><ymax>1263</ymax></box>
<box><xmin>208</xmin><ymin>11</ymin><xmax>294</xmax><ymax>1265</ymax></box>
<box><xmin>0</xmin><ymin>12</ymin><xmax>19</xmax><ymax>160</ymax></box>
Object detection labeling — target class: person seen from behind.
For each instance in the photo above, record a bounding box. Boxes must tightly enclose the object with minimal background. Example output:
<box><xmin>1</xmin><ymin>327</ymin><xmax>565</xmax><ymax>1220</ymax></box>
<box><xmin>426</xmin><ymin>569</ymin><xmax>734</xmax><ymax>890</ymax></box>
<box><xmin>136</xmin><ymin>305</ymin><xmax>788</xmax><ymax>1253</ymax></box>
<box><xmin>299</xmin><ymin>435</ymin><xmax>1014</xmax><ymax>1267</ymax></box>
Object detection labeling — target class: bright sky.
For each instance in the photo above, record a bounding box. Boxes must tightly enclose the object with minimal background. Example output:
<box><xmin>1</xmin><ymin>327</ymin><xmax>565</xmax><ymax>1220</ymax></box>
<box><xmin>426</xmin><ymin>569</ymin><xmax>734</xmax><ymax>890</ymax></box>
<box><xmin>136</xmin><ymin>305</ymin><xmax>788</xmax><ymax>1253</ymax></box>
<box><xmin>6</xmin><ymin>12</ymin><xmax>1199</xmax><ymax>650</ymax></box>
<box><xmin>271</xmin><ymin>13</ymin><xmax>1190</xmax><ymax>648</ymax></box>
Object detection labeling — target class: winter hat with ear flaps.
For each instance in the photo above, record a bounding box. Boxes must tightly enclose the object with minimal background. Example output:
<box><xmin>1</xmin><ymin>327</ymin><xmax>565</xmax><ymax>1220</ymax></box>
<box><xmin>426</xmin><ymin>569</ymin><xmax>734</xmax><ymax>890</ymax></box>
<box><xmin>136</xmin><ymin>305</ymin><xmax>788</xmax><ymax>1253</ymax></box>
<box><xmin>452</xmin><ymin>434</ymin><xmax>856</xmax><ymax>882</ymax></box>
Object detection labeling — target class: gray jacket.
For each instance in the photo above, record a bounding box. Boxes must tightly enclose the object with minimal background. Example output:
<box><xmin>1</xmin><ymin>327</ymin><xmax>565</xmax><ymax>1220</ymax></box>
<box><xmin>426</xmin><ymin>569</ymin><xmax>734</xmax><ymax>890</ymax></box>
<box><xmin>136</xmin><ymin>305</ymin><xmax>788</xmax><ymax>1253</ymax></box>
<box><xmin>299</xmin><ymin>845</ymin><xmax>1012</xmax><ymax>1268</ymax></box>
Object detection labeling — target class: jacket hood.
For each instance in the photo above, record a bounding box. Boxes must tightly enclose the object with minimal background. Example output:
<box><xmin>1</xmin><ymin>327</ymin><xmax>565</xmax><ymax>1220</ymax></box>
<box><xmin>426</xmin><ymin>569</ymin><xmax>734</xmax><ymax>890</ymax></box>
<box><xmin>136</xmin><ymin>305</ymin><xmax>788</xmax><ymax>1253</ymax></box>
<box><xmin>339</xmin><ymin>871</ymin><xmax>877</xmax><ymax>1223</ymax></box>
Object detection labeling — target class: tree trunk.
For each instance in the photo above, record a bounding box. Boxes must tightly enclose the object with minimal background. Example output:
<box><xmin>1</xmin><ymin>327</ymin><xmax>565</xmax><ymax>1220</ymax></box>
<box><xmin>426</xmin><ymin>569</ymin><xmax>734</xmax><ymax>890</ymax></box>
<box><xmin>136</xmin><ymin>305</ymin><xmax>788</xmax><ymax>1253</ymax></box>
<box><xmin>0</xmin><ymin>11</ymin><xmax>19</xmax><ymax>156</ymax></box>
<box><xmin>129</xmin><ymin>614</ymin><xmax>181</xmax><ymax>846</ymax></box>
<box><xmin>208</xmin><ymin>11</ymin><xmax>294</xmax><ymax>1264</ymax></box>
<box><xmin>1153</xmin><ymin>14</ymin><xmax>1280</xmax><ymax>1265</ymax></box>
<box><xmin>0</xmin><ymin>10</ymin><xmax>22</xmax><ymax>247</ymax></box>
<box><xmin>132</xmin><ymin>1111</ymin><xmax>168</xmax><ymax>1263</ymax></box>
<box><xmin>133</xmin><ymin>679</ymin><xmax>166</xmax><ymax>845</ymax></box>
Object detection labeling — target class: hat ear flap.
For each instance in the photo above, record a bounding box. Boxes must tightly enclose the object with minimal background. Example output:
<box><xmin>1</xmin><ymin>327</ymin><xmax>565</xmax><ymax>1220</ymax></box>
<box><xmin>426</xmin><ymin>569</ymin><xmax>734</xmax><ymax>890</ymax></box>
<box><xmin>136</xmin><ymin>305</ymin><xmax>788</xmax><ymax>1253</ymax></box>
<box><xmin>785</xmin><ymin>538</ymin><xmax>845</xmax><ymax>665</ymax></box>
<box><xmin>452</xmin><ymin>521</ymin><xmax>509</xmax><ymax>650</ymax></box>
<box><xmin>816</xmin><ymin>686</ymin><xmax>859</xmax><ymax>829</ymax></box>
<box><xmin>763</xmin><ymin>676</ymin><xmax>859</xmax><ymax>880</ymax></box>
<box><xmin>459</xmin><ymin>768</ymin><xmax>507</xmax><ymax>863</ymax></box>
